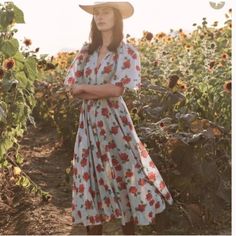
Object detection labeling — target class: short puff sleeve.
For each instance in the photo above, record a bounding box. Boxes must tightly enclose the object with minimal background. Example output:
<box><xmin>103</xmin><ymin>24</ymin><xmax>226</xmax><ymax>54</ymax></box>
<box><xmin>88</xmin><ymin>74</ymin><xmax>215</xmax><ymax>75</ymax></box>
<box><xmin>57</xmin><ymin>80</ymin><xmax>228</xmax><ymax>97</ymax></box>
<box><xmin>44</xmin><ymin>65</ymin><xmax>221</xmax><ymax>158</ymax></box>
<box><xmin>64</xmin><ymin>43</ymin><xmax>88</xmax><ymax>89</ymax></box>
<box><xmin>110</xmin><ymin>43</ymin><xmax>142</xmax><ymax>91</ymax></box>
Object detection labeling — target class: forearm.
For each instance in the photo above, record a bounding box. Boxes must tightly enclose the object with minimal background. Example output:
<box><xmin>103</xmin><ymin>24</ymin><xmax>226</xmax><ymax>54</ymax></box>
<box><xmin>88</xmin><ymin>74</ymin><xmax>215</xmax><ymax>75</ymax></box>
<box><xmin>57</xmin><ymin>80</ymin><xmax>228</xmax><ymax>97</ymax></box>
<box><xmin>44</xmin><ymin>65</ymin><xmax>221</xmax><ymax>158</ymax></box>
<box><xmin>76</xmin><ymin>91</ymin><xmax>100</xmax><ymax>100</ymax></box>
<box><xmin>80</xmin><ymin>84</ymin><xmax>121</xmax><ymax>99</ymax></box>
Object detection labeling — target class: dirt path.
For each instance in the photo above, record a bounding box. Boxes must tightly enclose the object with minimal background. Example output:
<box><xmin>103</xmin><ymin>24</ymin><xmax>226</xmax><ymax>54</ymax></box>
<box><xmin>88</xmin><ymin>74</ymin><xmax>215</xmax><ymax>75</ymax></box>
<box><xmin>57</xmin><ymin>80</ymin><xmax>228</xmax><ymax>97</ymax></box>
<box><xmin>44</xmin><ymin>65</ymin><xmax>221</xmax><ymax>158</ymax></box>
<box><xmin>1</xmin><ymin>123</ymin><xmax>157</xmax><ymax>235</ymax></box>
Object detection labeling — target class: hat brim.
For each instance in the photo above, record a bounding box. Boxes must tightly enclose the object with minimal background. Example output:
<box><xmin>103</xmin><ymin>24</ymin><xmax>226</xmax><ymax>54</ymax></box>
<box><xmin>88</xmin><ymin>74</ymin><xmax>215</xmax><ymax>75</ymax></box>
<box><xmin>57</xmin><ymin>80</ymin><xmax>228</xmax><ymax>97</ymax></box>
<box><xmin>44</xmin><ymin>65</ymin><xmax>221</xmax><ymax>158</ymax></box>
<box><xmin>79</xmin><ymin>2</ymin><xmax>134</xmax><ymax>19</ymax></box>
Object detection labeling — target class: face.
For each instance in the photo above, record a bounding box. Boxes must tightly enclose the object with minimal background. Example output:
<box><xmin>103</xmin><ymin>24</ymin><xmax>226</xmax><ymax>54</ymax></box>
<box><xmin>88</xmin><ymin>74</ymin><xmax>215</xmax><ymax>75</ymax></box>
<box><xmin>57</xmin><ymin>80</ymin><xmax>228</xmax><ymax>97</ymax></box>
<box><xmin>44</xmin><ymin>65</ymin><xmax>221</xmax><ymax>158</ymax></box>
<box><xmin>93</xmin><ymin>6</ymin><xmax>115</xmax><ymax>32</ymax></box>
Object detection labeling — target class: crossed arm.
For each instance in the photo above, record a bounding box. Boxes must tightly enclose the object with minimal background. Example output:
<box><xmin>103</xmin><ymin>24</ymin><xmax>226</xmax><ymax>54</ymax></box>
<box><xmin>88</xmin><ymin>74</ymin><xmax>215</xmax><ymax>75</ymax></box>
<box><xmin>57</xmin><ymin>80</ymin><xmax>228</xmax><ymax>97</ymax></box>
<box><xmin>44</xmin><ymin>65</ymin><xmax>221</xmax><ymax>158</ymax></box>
<box><xmin>69</xmin><ymin>83</ymin><xmax>125</xmax><ymax>99</ymax></box>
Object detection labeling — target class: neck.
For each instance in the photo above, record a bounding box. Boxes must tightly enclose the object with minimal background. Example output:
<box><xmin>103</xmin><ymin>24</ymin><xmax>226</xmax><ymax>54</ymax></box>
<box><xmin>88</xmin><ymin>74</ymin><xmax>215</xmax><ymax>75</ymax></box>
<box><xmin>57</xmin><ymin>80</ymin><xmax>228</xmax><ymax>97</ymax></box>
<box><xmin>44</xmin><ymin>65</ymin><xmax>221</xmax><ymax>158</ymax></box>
<box><xmin>101</xmin><ymin>30</ymin><xmax>113</xmax><ymax>48</ymax></box>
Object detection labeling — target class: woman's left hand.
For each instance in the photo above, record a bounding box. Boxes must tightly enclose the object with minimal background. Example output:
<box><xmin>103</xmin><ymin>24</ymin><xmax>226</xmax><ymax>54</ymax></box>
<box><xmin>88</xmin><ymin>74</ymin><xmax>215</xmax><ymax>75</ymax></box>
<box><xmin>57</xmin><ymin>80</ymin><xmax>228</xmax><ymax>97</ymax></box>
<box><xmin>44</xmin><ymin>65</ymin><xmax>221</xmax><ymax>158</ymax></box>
<box><xmin>71</xmin><ymin>84</ymin><xmax>84</xmax><ymax>96</ymax></box>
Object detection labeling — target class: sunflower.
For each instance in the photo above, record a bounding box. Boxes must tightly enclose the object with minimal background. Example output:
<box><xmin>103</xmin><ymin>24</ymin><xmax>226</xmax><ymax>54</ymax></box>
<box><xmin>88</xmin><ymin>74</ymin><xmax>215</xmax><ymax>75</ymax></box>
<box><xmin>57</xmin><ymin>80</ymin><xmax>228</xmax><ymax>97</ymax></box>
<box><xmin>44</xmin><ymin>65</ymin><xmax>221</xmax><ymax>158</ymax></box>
<box><xmin>156</xmin><ymin>32</ymin><xmax>166</xmax><ymax>40</ymax></box>
<box><xmin>3</xmin><ymin>58</ymin><xmax>15</xmax><ymax>70</ymax></box>
<box><xmin>23</xmin><ymin>38</ymin><xmax>32</xmax><ymax>46</ymax></box>
<box><xmin>210</xmin><ymin>43</ymin><xmax>216</xmax><ymax>49</ymax></box>
<box><xmin>168</xmin><ymin>75</ymin><xmax>179</xmax><ymax>89</ymax></box>
<box><xmin>177</xmin><ymin>80</ymin><xmax>187</xmax><ymax>92</ymax></box>
<box><xmin>223</xmin><ymin>80</ymin><xmax>231</xmax><ymax>93</ymax></box>
<box><xmin>145</xmin><ymin>31</ymin><xmax>153</xmax><ymax>41</ymax></box>
<box><xmin>221</xmin><ymin>53</ymin><xmax>229</xmax><ymax>60</ymax></box>
<box><xmin>209</xmin><ymin>61</ymin><xmax>215</xmax><ymax>69</ymax></box>
<box><xmin>165</xmin><ymin>36</ymin><xmax>172</xmax><ymax>43</ymax></box>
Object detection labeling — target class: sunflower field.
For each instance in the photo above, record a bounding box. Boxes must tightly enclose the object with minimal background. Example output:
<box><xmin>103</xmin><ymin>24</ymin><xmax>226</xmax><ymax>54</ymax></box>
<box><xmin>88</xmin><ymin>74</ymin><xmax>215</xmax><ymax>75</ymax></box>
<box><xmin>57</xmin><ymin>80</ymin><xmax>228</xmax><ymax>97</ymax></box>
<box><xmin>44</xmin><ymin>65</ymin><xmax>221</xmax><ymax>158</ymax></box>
<box><xmin>0</xmin><ymin>2</ymin><xmax>231</xmax><ymax>235</ymax></box>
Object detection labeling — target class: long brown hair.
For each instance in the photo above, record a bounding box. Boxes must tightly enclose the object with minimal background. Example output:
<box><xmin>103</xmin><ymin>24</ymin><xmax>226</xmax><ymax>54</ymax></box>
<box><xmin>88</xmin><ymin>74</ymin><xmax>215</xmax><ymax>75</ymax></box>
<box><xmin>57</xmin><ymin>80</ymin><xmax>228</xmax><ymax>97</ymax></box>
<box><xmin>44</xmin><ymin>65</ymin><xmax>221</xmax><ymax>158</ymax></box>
<box><xmin>87</xmin><ymin>7</ymin><xmax>123</xmax><ymax>55</ymax></box>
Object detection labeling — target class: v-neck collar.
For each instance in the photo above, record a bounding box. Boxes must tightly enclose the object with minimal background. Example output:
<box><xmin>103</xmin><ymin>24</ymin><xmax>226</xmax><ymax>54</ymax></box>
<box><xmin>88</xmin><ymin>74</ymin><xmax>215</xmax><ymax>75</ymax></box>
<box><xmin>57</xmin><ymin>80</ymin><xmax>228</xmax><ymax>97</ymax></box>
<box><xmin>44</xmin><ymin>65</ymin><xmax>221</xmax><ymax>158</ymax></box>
<box><xmin>95</xmin><ymin>48</ymin><xmax>111</xmax><ymax>71</ymax></box>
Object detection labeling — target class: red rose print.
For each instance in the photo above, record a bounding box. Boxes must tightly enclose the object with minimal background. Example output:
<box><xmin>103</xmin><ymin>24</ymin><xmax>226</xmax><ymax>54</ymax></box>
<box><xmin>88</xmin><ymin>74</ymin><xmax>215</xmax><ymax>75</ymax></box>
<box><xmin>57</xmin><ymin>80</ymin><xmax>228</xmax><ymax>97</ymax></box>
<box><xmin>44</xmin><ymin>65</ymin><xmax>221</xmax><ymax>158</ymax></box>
<box><xmin>159</xmin><ymin>181</ymin><xmax>166</xmax><ymax>190</ymax></box>
<box><xmin>129</xmin><ymin>186</ymin><xmax>137</xmax><ymax>194</ymax></box>
<box><xmin>136</xmin><ymin>204</ymin><xmax>146</xmax><ymax>212</ymax></box>
<box><xmin>103</xmin><ymin>64</ymin><xmax>113</xmax><ymax>74</ymax></box>
<box><xmin>122</xmin><ymin>76</ymin><xmax>131</xmax><ymax>85</ymax></box>
<box><xmin>109</xmin><ymin>100</ymin><xmax>119</xmax><ymax>109</ymax></box>
<box><xmin>68</xmin><ymin>77</ymin><xmax>75</xmax><ymax>84</ymax></box>
<box><xmin>123</xmin><ymin>59</ymin><xmax>131</xmax><ymax>69</ymax></box>
<box><xmin>121</xmin><ymin>116</ymin><xmax>129</xmax><ymax>125</ymax></box>
<box><xmin>127</xmin><ymin>48</ymin><xmax>137</xmax><ymax>59</ymax></box>
<box><xmin>104</xmin><ymin>197</ymin><xmax>111</xmax><ymax>206</ymax></box>
<box><xmin>96</xmin><ymin>164</ymin><xmax>103</xmax><ymax>172</ymax></box>
<box><xmin>116</xmin><ymin>176</ymin><xmax>122</xmax><ymax>182</ymax></box>
<box><xmin>135</xmin><ymin>162</ymin><xmax>142</xmax><ymax>169</ymax></box>
<box><xmin>148</xmin><ymin>212</ymin><xmax>153</xmax><ymax>218</ymax></box>
<box><xmin>85</xmin><ymin>200</ymin><xmax>93</xmax><ymax>209</ymax></box>
<box><xmin>114</xmin><ymin>81</ymin><xmax>124</xmax><ymax>87</ymax></box>
<box><xmin>114</xmin><ymin>164</ymin><xmax>122</xmax><ymax>171</ymax></box>
<box><xmin>85</xmin><ymin>67</ymin><xmax>92</xmax><ymax>77</ymax></box>
<box><xmin>155</xmin><ymin>202</ymin><xmax>160</xmax><ymax>208</ymax></box>
<box><xmin>112</xmin><ymin>158</ymin><xmax>119</xmax><ymax>166</ymax></box>
<box><xmin>146</xmin><ymin>192</ymin><xmax>153</xmax><ymax>201</ymax></box>
<box><xmin>149</xmin><ymin>199</ymin><xmax>155</xmax><ymax>206</ymax></box>
<box><xmin>79</xmin><ymin>121</ymin><xmax>84</xmax><ymax>128</ymax></box>
<box><xmin>141</xmin><ymin>148</ymin><xmax>149</xmax><ymax>158</ymax></box>
<box><xmin>148</xmin><ymin>172</ymin><xmax>156</xmax><ymax>181</ymax></box>
<box><xmin>138</xmin><ymin>178</ymin><xmax>145</xmax><ymax>186</ymax></box>
<box><xmin>72</xmin><ymin>203</ymin><xmax>76</xmax><ymax>210</ymax></box>
<box><xmin>164</xmin><ymin>192</ymin><xmax>171</xmax><ymax>200</ymax></box>
<box><xmin>83</xmin><ymin>172</ymin><xmax>90</xmax><ymax>181</ymax></box>
<box><xmin>82</xmin><ymin>148</ymin><xmax>89</xmax><ymax>158</ymax></box>
<box><xmin>76</xmin><ymin>70</ymin><xmax>83</xmax><ymax>77</ymax></box>
<box><xmin>127</xmin><ymin>47</ymin><xmax>134</xmax><ymax>56</ymax></box>
<box><xmin>120</xmin><ymin>153</ymin><xmax>129</xmax><ymax>162</ymax></box>
<box><xmin>123</xmin><ymin>135</ymin><xmax>132</xmax><ymax>142</ymax></box>
<box><xmin>119</xmin><ymin>181</ymin><xmax>126</xmax><ymax>190</ymax></box>
<box><xmin>80</xmin><ymin>158</ymin><xmax>87</xmax><ymax>167</ymax></box>
<box><xmin>111</xmin><ymin>126</ymin><xmax>119</xmax><ymax>134</ymax></box>
<box><xmin>125</xmin><ymin>170</ymin><xmax>133</xmax><ymax>177</ymax></box>
<box><xmin>100</xmin><ymin>129</ymin><xmax>106</xmax><ymax>136</ymax></box>
<box><xmin>101</xmin><ymin>153</ymin><xmax>109</xmax><ymax>162</ymax></box>
<box><xmin>97</xmin><ymin>120</ymin><xmax>103</xmax><ymax>127</ymax></box>
<box><xmin>149</xmin><ymin>161</ymin><xmax>155</xmax><ymax>168</ymax></box>
<box><xmin>99</xmin><ymin>178</ymin><xmax>104</xmax><ymax>185</ymax></box>
<box><xmin>108</xmin><ymin>140</ymin><xmax>116</xmax><ymax>149</ymax></box>
<box><xmin>102</xmin><ymin>107</ymin><xmax>109</xmax><ymax>117</ymax></box>
<box><xmin>115</xmin><ymin>208</ymin><xmax>121</xmax><ymax>216</ymax></box>
<box><xmin>79</xmin><ymin>184</ymin><xmax>84</xmax><ymax>193</ymax></box>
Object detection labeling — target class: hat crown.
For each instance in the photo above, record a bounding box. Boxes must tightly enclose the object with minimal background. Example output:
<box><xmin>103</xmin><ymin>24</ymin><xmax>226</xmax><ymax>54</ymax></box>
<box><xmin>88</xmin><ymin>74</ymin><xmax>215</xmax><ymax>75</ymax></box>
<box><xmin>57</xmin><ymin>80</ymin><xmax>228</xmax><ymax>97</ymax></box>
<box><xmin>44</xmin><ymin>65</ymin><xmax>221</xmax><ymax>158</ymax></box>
<box><xmin>79</xmin><ymin>1</ymin><xmax>134</xmax><ymax>19</ymax></box>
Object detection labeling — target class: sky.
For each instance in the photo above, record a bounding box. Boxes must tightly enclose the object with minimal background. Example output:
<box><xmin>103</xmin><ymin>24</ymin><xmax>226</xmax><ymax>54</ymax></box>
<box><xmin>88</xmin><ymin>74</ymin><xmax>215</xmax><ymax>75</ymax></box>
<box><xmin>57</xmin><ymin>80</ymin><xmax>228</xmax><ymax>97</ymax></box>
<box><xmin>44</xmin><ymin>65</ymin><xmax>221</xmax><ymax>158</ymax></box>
<box><xmin>8</xmin><ymin>0</ymin><xmax>233</xmax><ymax>56</ymax></box>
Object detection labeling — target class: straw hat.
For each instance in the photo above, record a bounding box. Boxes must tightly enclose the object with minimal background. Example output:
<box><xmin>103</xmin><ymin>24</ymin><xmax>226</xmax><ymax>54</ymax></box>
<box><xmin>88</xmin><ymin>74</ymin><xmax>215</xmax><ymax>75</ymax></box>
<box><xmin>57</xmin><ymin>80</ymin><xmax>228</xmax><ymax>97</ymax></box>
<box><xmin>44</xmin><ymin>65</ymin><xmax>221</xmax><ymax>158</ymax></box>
<box><xmin>79</xmin><ymin>1</ymin><xmax>134</xmax><ymax>19</ymax></box>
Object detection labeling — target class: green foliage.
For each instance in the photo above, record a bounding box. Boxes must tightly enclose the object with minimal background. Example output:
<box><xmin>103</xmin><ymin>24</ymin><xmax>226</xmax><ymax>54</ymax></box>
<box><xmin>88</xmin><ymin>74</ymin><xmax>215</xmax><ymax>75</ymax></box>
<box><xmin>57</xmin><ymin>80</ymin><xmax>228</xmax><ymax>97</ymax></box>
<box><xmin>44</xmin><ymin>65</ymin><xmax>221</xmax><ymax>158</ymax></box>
<box><xmin>0</xmin><ymin>2</ymin><xmax>52</xmax><ymax>201</ymax></box>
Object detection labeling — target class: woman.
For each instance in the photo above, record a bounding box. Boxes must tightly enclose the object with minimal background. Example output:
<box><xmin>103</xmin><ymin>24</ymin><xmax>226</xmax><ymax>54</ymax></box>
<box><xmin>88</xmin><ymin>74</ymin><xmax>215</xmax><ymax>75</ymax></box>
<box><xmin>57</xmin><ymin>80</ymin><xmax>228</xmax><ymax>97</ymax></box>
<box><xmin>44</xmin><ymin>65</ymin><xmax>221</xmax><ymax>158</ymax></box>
<box><xmin>64</xmin><ymin>2</ymin><xmax>174</xmax><ymax>235</ymax></box>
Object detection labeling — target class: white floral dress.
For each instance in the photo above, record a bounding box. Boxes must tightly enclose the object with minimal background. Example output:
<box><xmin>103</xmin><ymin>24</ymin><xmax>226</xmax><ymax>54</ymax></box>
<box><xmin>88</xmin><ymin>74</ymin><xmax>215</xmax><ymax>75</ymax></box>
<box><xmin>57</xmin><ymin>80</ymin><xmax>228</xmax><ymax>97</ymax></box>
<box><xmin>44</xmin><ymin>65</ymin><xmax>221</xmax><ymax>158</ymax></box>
<box><xmin>64</xmin><ymin>41</ymin><xmax>174</xmax><ymax>226</ymax></box>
